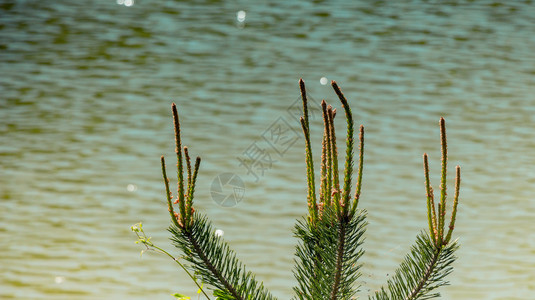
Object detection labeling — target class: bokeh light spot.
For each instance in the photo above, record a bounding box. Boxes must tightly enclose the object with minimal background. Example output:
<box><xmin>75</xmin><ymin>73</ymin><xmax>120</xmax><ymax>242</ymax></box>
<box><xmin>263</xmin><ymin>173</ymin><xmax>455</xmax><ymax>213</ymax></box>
<box><xmin>237</xmin><ymin>10</ymin><xmax>246</xmax><ymax>23</ymax></box>
<box><xmin>127</xmin><ymin>184</ymin><xmax>138</xmax><ymax>192</ymax></box>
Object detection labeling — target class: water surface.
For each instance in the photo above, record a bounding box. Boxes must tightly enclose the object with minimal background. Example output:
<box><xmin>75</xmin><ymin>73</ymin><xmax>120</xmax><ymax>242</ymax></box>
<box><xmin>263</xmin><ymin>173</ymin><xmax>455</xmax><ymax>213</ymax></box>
<box><xmin>1</xmin><ymin>1</ymin><xmax>534</xmax><ymax>299</ymax></box>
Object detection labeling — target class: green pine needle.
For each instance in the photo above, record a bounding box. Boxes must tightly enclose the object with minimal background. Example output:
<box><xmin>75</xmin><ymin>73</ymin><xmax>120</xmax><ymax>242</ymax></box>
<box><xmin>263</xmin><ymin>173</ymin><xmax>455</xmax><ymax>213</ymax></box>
<box><xmin>169</xmin><ymin>213</ymin><xmax>276</xmax><ymax>300</ymax></box>
<box><xmin>369</xmin><ymin>232</ymin><xmax>458</xmax><ymax>300</ymax></box>
<box><xmin>293</xmin><ymin>208</ymin><xmax>367</xmax><ymax>300</ymax></box>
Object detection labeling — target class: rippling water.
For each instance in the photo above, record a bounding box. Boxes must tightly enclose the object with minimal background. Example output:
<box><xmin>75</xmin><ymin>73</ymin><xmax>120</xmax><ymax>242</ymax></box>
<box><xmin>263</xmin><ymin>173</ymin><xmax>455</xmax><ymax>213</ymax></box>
<box><xmin>1</xmin><ymin>0</ymin><xmax>534</xmax><ymax>299</ymax></box>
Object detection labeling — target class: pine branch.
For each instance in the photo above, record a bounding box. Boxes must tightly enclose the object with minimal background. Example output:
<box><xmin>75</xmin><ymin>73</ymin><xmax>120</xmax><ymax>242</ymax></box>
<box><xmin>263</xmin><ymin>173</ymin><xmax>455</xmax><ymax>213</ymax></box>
<box><xmin>423</xmin><ymin>118</ymin><xmax>461</xmax><ymax>247</ymax></box>
<box><xmin>371</xmin><ymin>117</ymin><xmax>461</xmax><ymax>300</ymax></box>
<box><xmin>327</xmin><ymin>106</ymin><xmax>341</xmax><ymax>213</ymax></box>
<box><xmin>331</xmin><ymin>219</ymin><xmax>347</xmax><ymax>300</ymax></box>
<box><xmin>184</xmin><ymin>146</ymin><xmax>192</xmax><ymax>187</ymax></box>
<box><xmin>293</xmin><ymin>217</ymin><xmax>331</xmax><ymax>299</ymax></box>
<box><xmin>331</xmin><ymin>213</ymin><xmax>367</xmax><ymax>300</ymax></box>
<box><xmin>172</xmin><ymin>103</ymin><xmax>186</xmax><ymax>227</ymax></box>
<box><xmin>170</xmin><ymin>214</ymin><xmax>277</xmax><ymax>300</ymax></box>
<box><xmin>444</xmin><ymin>166</ymin><xmax>461</xmax><ymax>244</ymax></box>
<box><xmin>351</xmin><ymin>125</ymin><xmax>365</xmax><ymax>217</ymax></box>
<box><xmin>423</xmin><ymin>153</ymin><xmax>437</xmax><ymax>244</ymax></box>
<box><xmin>331</xmin><ymin>81</ymin><xmax>354</xmax><ymax>214</ymax></box>
<box><xmin>186</xmin><ymin>155</ymin><xmax>201</xmax><ymax>223</ymax></box>
<box><xmin>369</xmin><ymin>232</ymin><xmax>458</xmax><ymax>300</ymax></box>
<box><xmin>161</xmin><ymin>156</ymin><xmax>180</xmax><ymax>229</ymax></box>
<box><xmin>293</xmin><ymin>208</ymin><xmax>367</xmax><ymax>300</ymax></box>
<box><xmin>293</xmin><ymin>79</ymin><xmax>366</xmax><ymax>300</ymax></box>
<box><xmin>301</xmin><ymin>116</ymin><xmax>318</xmax><ymax>222</ymax></box>
<box><xmin>162</xmin><ymin>103</ymin><xmax>276</xmax><ymax>299</ymax></box>
<box><xmin>321</xmin><ymin>99</ymin><xmax>334</xmax><ymax>208</ymax></box>
<box><xmin>438</xmin><ymin>118</ymin><xmax>447</xmax><ymax>243</ymax></box>
<box><xmin>320</xmin><ymin>132</ymin><xmax>328</xmax><ymax>206</ymax></box>
<box><xmin>299</xmin><ymin>79</ymin><xmax>318</xmax><ymax>222</ymax></box>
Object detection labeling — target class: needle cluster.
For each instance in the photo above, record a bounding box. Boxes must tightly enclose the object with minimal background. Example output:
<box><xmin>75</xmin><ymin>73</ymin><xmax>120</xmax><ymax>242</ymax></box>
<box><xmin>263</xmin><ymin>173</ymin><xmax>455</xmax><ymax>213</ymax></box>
<box><xmin>136</xmin><ymin>80</ymin><xmax>462</xmax><ymax>300</ymax></box>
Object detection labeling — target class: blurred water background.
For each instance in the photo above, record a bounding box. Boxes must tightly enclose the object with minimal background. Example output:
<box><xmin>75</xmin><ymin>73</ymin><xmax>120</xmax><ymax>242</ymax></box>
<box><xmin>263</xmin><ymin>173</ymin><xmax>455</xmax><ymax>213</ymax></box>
<box><xmin>1</xmin><ymin>0</ymin><xmax>534</xmax><ymax>299</ymax></box>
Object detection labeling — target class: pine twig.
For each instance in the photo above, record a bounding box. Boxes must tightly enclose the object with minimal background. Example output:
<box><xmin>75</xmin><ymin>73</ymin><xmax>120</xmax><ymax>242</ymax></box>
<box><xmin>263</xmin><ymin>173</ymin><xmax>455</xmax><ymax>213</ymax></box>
<box><xmin>300</xmin><ymin>79</ymin><xmax>318</xmax><ymax>222</ymax></box>
<box><xmin>301</xmin><ymin>116</ymin><xmax>318</xmax><ymax>222</ymax></box>
<box><xmin>161</xmin><ymin>156</ymin><xmax>180</xmax><ymax>228</ymax></box>
<box><xmin>321</xmin><ymin>99</ymin><xmax>334</xmax><ymax>208</ymax></box>
<box><xmin>444</xmin><ymin>166</ymin><xmax>461</xmax><ymax>244</ymax></box>
<box><xmin>423</xmin><ymin>153</ymin><xmax>437</xmax><ymax>244</ymax></box>
<box><xmin>327</xmin><ymin>106</ymin><xmax>341</xmax><ymax>214</ymax></box>
<box><xmin>351</xmin><ymin>125</ymin><xmax>364</xmax><ymax>217</ymax></box>
<box><xmin>332</xmin><ymin>81</ymin><xmax>355</xmax><ymax>215</ymax></box>
<box><xmin>172</xmin><ymin>103</ymin><xmax>186</xmax><ymax>227</ymax></box>
<box><xmin>438</xmin><ymin>118</ymin><xmax>448</xmax><ymax>243</ymax></box>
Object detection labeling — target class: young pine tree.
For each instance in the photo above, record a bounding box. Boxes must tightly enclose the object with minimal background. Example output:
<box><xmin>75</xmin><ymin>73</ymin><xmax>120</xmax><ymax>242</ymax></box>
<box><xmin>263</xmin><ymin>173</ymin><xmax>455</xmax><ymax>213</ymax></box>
<box><xmin>133</xmin><ymin>79</ymin><xmax>461</xmax><ymax>300</ymax></box>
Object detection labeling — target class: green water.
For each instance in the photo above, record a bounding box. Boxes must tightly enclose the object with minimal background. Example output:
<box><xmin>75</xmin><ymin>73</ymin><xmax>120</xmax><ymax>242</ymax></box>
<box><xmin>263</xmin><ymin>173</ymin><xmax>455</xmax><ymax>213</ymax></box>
<box><xmin>1</xmin><ymin>0</ymin><xmax>534</xmax><ymax>299</ymax></box>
